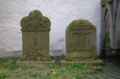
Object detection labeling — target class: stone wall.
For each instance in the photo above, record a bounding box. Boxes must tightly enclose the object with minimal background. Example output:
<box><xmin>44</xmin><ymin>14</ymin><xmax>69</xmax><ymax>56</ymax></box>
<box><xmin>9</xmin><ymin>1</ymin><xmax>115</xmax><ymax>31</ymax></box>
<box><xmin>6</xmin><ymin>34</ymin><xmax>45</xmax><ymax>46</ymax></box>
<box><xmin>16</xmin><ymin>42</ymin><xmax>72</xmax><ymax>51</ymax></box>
<box><xmin>0</xmin><ymin>0</ymin><xmax>101</xmax><ymax>57</ymax></box>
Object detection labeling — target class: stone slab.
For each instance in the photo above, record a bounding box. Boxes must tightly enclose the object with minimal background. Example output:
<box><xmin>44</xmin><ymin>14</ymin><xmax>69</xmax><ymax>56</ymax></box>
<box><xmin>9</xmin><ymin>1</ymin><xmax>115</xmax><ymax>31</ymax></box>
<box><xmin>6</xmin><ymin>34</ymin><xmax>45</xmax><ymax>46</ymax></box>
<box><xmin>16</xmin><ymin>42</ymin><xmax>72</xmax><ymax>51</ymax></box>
<box><xmin>16</xmin><ymin>60</ymin><xmax>55</xmax><ymax>67</ymax></box>
<box><xmin>60</xmin><ymin>59</ymin><xmax>105</xmax><ymax>66</ymax></box>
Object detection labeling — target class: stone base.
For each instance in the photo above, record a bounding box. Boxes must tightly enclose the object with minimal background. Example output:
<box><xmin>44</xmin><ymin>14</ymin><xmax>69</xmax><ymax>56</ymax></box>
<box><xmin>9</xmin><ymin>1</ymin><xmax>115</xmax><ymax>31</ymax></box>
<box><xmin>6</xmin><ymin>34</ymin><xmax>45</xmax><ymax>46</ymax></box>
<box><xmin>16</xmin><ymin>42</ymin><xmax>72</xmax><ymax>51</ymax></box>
<box><xmin>60</xmin><ymin>59</ymin><xmax>105</xmax><ymax>66</ymax></box>
<box><xmin>16</xmin><ymin>60</ymin><xmax>55</xmax><ymax>67</ymax></box>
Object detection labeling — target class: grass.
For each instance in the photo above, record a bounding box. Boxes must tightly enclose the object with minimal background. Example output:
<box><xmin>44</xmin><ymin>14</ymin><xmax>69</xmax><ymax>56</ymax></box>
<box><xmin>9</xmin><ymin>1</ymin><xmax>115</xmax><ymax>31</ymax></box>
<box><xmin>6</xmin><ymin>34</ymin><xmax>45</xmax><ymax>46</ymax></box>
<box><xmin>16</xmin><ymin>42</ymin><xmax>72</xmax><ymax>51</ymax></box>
<box><xmin>0</xmin><ymin>57</ymin><xmax>103</xmax><ymax>79</ymax></box>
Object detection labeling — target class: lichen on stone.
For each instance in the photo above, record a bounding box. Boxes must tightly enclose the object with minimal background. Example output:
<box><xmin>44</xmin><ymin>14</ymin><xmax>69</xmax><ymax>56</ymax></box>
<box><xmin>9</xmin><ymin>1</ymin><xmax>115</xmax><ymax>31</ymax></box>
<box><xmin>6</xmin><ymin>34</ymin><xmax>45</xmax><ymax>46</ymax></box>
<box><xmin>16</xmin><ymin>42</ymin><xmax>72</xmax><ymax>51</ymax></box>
<box><xmin>20</xmin><ymin>10</ymin><xmax>51</xmax><ymax>29</ymax></box>
<box><xmin>66</xmin><ymin>19</ymin><xmax>97</xmax><ymax>60</ymax></box>
<box><xmin>101</xmin><ymin>0</ymin><xmax>112</xmax><ymax>6</ymax></box>
<box><xmin>67</xmin><ymin>19</ymin><xmax>96</xmax><ymax>30</ymax></box>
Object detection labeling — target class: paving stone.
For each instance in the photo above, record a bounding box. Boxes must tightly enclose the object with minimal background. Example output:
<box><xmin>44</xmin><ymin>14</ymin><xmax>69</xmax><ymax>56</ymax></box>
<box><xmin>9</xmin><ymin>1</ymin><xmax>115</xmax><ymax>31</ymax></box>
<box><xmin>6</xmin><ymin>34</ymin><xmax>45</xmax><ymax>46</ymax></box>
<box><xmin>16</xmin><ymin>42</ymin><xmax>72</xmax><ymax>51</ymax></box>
<box><xmin>103</xmin><ymin>72</ymin><xmax>111</xmax><ymax>74</ymax></box>
<box><xmin>97</xmin><ymin>77</ymin><xmax>107</xmax><ymax>79</ymax></box>
<box><xmin>107</xmin><ymin>76</ymin><xmax>116</xmax><ymax>79</ymax></box>
<box><xmin>112</xmin><ymin>72</ymin><xmax>120</xmax><ymax>76</ymax></box>
<box><xmin>99</xmin><ymin>73</ymin><xmax>105</xmax><ymax>75</ymax></box>
<box><xmin>94</xmin><ymin>75</ymin><xmax>103</xmax><ymax>78</ymax></box>
<box><xmin>77</xmin><ymin>59</ymin><xmax>120</xmax><ymax>79</ymax></box>
<box><xmin>102</xmin><ymin>74</ymin><xmax>111</xmax><ymax>77</ymax></box>
<box><xmin>114</xmin><ymin>76</ymin><xmax>120</xmax><ymax>79</ymax></box>
<box><xmin>88</xmin><ymin>75</ymin><xmax>95</xmax><ymax>78</ymax></box>
<box><xmin>83</xmin><ymin>78</ymin><xmax>91</xmax><ymax>79</ymax></box>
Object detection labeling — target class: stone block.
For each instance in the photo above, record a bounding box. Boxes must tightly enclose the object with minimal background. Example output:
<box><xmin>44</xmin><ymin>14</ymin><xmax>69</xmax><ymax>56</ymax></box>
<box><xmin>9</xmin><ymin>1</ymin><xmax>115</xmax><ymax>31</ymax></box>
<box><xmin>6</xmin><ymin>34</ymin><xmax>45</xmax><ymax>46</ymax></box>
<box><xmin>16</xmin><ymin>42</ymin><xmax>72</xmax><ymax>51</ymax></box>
<box><xmin>16</xmin><ymin>10</ymin><xmax>55</xmax><ymax>66</ymax></box>
<box><xmin>61</xmin><ymin>19</ymin><xmax>104</xmax><ymax>66</ymax></box>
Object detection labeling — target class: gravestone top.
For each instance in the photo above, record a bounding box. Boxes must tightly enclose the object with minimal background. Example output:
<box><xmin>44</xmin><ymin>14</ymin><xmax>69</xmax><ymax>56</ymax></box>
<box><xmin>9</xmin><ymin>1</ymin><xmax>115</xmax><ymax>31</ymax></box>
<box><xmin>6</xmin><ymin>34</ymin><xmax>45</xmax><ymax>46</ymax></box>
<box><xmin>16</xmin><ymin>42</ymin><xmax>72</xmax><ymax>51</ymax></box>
<box><xmin>20</xmin><ymin>10</ymin><xmax>51</xmax><ymax>32</ymax></box>
<box><xmin>66</xmin><ymin>19</ymin><xmax>97</xmax><ymax>61</ymax></box>
<box><xmin>67</xmin><ymin>19</ymin><xmax>96</xmax><ymax>30</ymax></box>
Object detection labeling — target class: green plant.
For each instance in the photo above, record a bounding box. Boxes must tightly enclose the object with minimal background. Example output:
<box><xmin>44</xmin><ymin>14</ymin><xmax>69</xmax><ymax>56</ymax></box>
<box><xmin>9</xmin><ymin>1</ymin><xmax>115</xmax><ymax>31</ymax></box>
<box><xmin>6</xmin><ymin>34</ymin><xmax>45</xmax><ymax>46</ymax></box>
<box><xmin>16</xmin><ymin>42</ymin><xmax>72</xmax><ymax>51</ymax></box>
<box><xmin>28</xmin><ymin>72</ymin><xmax>37</xmax><ymax>78</ymax></box>
<box><xmin>50</xmin><ymin>77</ymin><xmax>56</xmax><ymax>79</ymax></box>
<box><xmin>48</xmin><ymin>63</ymin><xmax>59</xmax><ymax>69</ymax></box>
<box><xmin>21</xmin><ymin>64</ymin><xmax>28</xmax><ymax>69</ymax></box>
<box><xmin>58</xmin><ymin>67</ymin><xmax>64</xmax><ymax>72</ymax></box>
<box><xmin>86</xmin><ymin>70</ymin><xmax>90</xmax><ymax>73</ymax></box>
<box><xmin>74</xmin><ymin>74</ymin><xmax>83</xmax><ymax>79</ymax></box>
<box><xmin>50</xmin><ymin>56</ymin><xmax>54</xmax><ymax>59</ymax></box>
<box><xmin>92</xmin><ymin>66</ymin><xmax>102</xmax><ymax>71</ymax></box>
<box><xmin>0</xmin><ymin>71</ymin><xmax>10</xmax><ymax>78</ymax></box>
<box><xmin>82</xmin><ymin>75</ymin><xmax>88</xmax><ymax>78</ymax></box>
<box><xmin>37</xmin><ymin>65</ymin><xmax>42</xmax><ymax>70</ymax></box>
<box><xmin>4</xmin><ymin>59</ymin><xmax>19</xmax><ymax>69</ymax></box>
<box><xmin>22</xmin><ymin>70</ymin><xmax>28</xmax><ymax>75</ymax></box>
<box><xmin>55</xmin><ymin>61</ymin><xmax>60</xmax><ymax>66</ymax></box>
<box><xmin>91</xmin><ymin>69</ymin><xmax>97</xmax><ymax>73</ymax></box>
<box><xmin>61</xmin><ymin>54</ymin><xmax>65</xmax><ymax>59</ymax></box>
<box><xmin>66</xmin><ymin>61</ymin><xmax>85</xmax><ymax>70</ymax></box>
<box><xmin>81</xmin><ymin>70</ymin><xmax>86</xmax><ymax>75</ymax></box>
<box><xmin>112</xmin><ymin>60</ymin><xmax>118</xmax><ymax>65</ymax></box>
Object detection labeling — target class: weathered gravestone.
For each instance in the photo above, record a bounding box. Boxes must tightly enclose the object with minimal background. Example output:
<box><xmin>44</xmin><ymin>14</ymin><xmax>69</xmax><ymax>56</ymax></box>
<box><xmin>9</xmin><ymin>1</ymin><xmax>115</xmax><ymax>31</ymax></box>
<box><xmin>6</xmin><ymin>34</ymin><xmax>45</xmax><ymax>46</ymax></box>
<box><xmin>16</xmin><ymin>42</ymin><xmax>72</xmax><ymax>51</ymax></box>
<box><xmin>16</xmin><ymin>10</ymin><xmax>55</xmax><ymax>66</ymax></box>
<box><xmin>61</xmin><ymin>19</ymin><xmax>104</xmax><ymax>66</ymax></box>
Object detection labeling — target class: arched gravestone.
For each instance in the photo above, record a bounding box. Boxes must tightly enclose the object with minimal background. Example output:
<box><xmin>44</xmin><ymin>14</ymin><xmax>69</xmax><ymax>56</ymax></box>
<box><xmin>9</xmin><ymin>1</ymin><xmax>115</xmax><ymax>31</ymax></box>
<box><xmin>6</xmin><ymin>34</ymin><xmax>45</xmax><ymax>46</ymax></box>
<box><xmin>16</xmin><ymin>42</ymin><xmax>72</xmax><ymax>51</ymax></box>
<box><xmin>16</xmin><ymin>10</ymin><xmax>55</xmax><ymax>66</ymax></box>
<box><xmin>61</xmin><ymin>19</ymin><xmax>104</xmax><ymax>66</ymax></box>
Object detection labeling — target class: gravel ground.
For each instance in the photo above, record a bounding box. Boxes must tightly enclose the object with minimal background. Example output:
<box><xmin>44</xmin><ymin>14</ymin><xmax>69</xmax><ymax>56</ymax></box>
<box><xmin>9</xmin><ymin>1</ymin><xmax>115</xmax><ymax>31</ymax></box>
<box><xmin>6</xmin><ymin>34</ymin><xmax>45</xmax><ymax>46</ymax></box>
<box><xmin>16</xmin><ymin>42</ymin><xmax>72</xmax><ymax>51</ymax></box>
<box><xmin>84</xmin><ymin>57</ymin><xmax>120</xmax><ymax>79</ymax></box>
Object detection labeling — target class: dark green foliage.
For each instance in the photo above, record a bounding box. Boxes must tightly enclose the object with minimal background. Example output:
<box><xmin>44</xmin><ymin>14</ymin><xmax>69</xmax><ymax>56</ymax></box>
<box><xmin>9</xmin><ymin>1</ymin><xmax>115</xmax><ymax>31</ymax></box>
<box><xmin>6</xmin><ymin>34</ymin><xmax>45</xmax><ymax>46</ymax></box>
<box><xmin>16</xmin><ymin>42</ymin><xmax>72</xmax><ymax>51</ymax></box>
<box><xmin>82</xmin><ymin>75</ymin><xmax>88</xmax><ymax>78</ymax></box>
<box><xmin>55</xmin><ymin>60</ymin><xmax>60</xmax><ymax>66</ymax></box>
<box><xmin>61</xmin><ymin>54</ymin><xmax>65</xmax><ymax>59</ymax></box>
<box><xmin>48</xmin><ymin>63</ymin><xmax>60</xmax><ymax>69</ymax></box>
<box><xmin>101</xmin><ymin>0</ymin><xmax>112</xmax><ymax>6</ymax></box>
<box><xmin>4</xmin><ymin>59</ymin><xmax>19</xmax><ymax>69</ymax></box>
<box><xmin>74</xmin><ymin>74</ymin><xmax>83</xmax><ymax>79</ymax></box>
<box><xmin>21</xmin><ymin>64</ymin><xmax>30</xmax><ymax>69</ymax></box>
<box><xmin>66</xmin><ymin>61</ymin><xmax>85</xmax><ymax>70</ymax></box>
<box><xmin>50</xmin><ymin>56</ymin><xmax>54</xmax><ymax>59</ymax></box>
<box><xmin>0</xmin><ymin>71</ymin><xmax>10</xmax><ymax>78</ymax></box>
<box><xmin>37</xmin><ymin>65</ymin><xmax>42</xmax><ymax>70</ymax></box>
<box><xmin>92</xmin><ymin>66</ymin><xmax>102</xmax><ymax>71</ymax></box>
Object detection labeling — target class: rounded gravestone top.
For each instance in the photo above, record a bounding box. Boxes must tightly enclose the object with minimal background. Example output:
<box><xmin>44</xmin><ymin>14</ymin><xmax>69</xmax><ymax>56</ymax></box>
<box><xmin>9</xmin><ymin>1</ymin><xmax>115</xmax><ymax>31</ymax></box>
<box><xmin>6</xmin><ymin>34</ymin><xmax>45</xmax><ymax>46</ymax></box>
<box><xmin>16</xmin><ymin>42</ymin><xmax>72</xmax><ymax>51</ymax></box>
<box><xmin>20</xmin><ymin>10</ymin><xmax>51</xmax><ymax>29</ymax></box>
<box><xmin>66</xmin><ymin>19</ymin><xmax>96</xmax><ymax>30</ymax></box>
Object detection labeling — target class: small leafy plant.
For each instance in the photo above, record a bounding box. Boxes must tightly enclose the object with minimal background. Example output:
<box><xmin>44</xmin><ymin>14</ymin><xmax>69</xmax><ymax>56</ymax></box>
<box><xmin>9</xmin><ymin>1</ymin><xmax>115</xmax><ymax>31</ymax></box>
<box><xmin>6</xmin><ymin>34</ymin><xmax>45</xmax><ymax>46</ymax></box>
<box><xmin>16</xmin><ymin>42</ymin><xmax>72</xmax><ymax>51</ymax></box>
<box><xmin>4</xmin><ymin>59</ymin><xmax>19</xmax><ymax>69</ymax></box>
<box><xmin>0</xmin><ymin>71</ymin><xmax>10</xmax><ymax>78</ymax></box>
<box><xmin>21</xmin><ymin>64</ymin><xmax>29</xmax><ymax>69</ymax></box>
<box><xmin>66</xmin><ymin>61</ymin><xmax>85</xmax><ymax>70</ymax></box>
<box><xmin>50</xmin><ymin>56</ymin><xmax>54</xmax><ymax>59</ymax></box>
<box><xmin>74</xmin><ymin>74</ymin><xmax>83</xmax><ymax>79</ymax></box>
<box><xmin>92</xmin><ymin>66</ymin><xmax>102</xmax><ymax>71</ymax></box>
<box><xmin>48</xmin><ymin>63</ymin><xmax>60</xmax><ymax>69</ymax></box>
<box><xmin>61</xmin><ymin>54</ymin><xmax>65</xmax><ymax>59</ymax></box>
<box><xmin>37</xmin><ymin>65</ymin><xmax>42</xmax><ymax>70</ymax></box>
<box><xmin>28</xmin><ymin>72</ymin><xmax>37</xmax><ymax>78</ymax></box>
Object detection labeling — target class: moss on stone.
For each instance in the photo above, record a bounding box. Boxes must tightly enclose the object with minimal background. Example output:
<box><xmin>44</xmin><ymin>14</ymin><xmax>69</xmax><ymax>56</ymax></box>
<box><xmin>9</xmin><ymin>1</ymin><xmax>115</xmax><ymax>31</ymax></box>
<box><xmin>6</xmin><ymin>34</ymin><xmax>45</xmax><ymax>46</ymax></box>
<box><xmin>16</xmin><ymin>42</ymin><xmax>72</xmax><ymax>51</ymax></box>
<box><xmin>102</xmin><ymin>47</ymin><xmax>105</xmax><ymax>50</ymax></box>
<box><xmin>106</xmin><ymin>41</ymin><xmax>110</xmax><ymax>46</ymax></box>
<box><xmin>101</xmin><ymin>0</ymin><xmax>112</xmax><ymax>6</ymax></box>
<box><xmin>66</xmin><ymin>19</ymin><xmax>96</xmax><ymax>30</ymax></box>
<box><xmin>112</xmin><ymin>50</ymin><xmax>116</xmax><ymax>54</ymax></box>
<box><xmin>20</xmin><ymin>10</ymin><xmax>52</xmax><ymax>61</ymax></box>
<box><xmin>20</xmin><ymin>10</ymin><xmax>51</xmax><ymax>29</ymax></box>
<box><xmin>66</xmin><ymin>19</ymin><xmax>97</xmax><ymax>60</ymax></box>
<box><xmin>20</xmin><ymin>55</ymin><xmax>27</xmax><ymax>61</ymax></box>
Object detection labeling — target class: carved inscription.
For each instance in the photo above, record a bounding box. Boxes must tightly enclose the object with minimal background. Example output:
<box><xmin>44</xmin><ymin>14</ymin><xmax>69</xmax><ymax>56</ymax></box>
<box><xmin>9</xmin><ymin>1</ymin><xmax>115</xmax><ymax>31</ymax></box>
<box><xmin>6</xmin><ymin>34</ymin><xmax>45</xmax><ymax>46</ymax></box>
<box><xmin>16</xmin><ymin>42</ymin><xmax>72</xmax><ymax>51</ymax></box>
<box><xmin>20</xmin><ymin>10</ymin><xmax>51</xmax><ymax>61</ymax></box>
<box><xmin>66</xmin><ymin>19</ymin><xmax>97</xmax><ymax>61</ymax></box>
<box><xmin>21</xmin><ymin>10</ymin><xmax>51</xmax><ymax>29</ymax></box>
<box><xmin>66</xmin><ymin>31</ymin><xmax>92</xmax><ymax>51</ymax></box>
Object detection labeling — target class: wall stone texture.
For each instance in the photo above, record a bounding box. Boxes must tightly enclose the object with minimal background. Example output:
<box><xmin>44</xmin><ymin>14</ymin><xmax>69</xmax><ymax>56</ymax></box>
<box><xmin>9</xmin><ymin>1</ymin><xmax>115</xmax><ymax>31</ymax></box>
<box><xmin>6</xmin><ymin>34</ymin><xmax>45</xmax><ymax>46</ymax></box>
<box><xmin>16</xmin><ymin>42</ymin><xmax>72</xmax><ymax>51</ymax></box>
<box><xmin>0</xmin><ymin>0</ymin><xmax>101</xmax><ymax>57</ymax></box>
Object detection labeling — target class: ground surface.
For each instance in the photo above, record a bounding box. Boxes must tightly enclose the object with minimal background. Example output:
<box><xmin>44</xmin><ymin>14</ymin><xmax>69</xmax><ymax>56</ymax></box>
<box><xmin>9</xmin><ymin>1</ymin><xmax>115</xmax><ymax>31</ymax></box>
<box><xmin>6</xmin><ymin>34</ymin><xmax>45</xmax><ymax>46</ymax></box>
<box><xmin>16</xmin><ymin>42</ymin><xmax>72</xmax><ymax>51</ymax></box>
<box><xmin>0</xmin><ymin>57</ymin><xmax>120</xmax><ymax>79</ymax></box>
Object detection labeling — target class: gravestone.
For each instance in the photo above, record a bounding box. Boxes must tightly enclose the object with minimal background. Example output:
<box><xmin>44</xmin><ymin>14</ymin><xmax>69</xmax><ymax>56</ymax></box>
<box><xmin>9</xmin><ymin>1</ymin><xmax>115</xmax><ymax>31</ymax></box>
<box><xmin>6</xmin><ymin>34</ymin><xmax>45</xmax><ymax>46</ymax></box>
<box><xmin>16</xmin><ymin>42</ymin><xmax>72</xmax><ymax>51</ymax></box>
<box><xmin>61</xmin><ymin>19</ymin><xmax>104</xmax><ymax>66</ymax></box>
<box><xmin>16</xmin><ymin>10</ymin><xmax>55</xmax><ymax>66</ymax></box>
